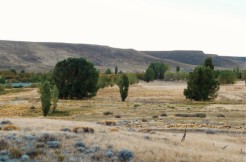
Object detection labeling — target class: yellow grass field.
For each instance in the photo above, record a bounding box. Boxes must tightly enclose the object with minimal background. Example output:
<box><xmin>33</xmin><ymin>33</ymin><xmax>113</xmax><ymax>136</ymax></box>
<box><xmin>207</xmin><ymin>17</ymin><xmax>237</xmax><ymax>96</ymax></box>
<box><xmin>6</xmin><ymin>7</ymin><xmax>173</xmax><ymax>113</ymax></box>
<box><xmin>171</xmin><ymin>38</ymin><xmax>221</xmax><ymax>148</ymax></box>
<box><xmin>0</xmin><ymin>81</ymin><xmax>245</xmax><ymax>161</ymax></box>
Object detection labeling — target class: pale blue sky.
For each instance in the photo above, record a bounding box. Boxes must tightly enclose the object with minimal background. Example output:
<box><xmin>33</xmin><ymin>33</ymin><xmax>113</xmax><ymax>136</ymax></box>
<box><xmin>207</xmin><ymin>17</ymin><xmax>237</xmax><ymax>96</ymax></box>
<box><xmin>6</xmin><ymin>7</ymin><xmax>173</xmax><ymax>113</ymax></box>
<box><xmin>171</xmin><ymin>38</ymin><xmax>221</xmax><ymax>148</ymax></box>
<box><xmin>0</xmin><ymin>0</ymin><xmax>245</xmax><ymax>56</ymax></box>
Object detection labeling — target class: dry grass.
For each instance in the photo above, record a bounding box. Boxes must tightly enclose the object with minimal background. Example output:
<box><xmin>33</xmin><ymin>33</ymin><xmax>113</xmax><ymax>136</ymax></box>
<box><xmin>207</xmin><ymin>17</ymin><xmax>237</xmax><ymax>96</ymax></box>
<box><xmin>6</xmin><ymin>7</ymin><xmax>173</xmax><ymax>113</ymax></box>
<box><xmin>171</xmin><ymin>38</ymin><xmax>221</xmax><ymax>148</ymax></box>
<box><xmin>0</xmin><ymin>118</ymin><xmax>244</xmax><ymax>162</ymax></box>
<box><xmin>0</xmin><ymin>81</ymin><xmax>245</xmax><ymax>161</ymax></box>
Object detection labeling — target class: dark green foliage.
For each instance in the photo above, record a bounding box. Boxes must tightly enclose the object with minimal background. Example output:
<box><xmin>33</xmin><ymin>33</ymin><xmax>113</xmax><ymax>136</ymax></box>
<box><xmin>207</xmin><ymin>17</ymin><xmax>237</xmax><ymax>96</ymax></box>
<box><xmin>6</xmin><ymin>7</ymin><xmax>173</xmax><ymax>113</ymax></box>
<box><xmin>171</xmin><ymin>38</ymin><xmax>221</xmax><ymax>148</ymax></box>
<box><xmin>148</xmin><ymin>63</ymin><xmax>169</xmax><ymax>80</ymax></box>
<box><xmin>52</xmin><ymin>85</ymin><xmax>59</xmax><ymax>112</ymax></box>
<box><xmin>218</xmin><ymin>70</ymin><xmax>237</xmax><ymax>84</ymax></box>
<box><xmin>0</xmin><ymin>76</ymin><xmax>5</xmax><ymax>84</ymax></box>
<box><xmin>118</xmin><ymin>74</ymin><xmax>129</xmax><ymax>102</ymax></box>
<box><xmin>10</xmin><ymin>69</ymin><xmax>17</xmax><ymax>74</ymax></box>
<box><xmin>52</xmin><ymin>57</ymin><xmax>99</xmax><ymax>99</ymax></box>
<box><xmin>105</xmin><ymin>68</ymin><xmax>112</xmax><ymax>74</ymax></box>
<box><xmin>20</xmin><ymin>70</ymin><xmax>25</xmax><ymax>73</ymax></box>
<box><xmin>40</xmin><ymin>80</ymin><xmax>51</xmax><ymax>117</ymax></box>
<box><xmin>204</xmin><ymin>57</ymin><xmax>214</xmax><ymax>70</ymax></box>
<box><xmin>144</xmin><ymin>68</ymin><xmax>155</xmax><ymax>82</ymax></box>
<box><xmin>184</xmin><ymin>66</ymin><xmax>219</xmax><ymax>101</ymax></box>
<box><xmin>115</xmin><ymin>65</ymin><xmax>118</xmax><ymax>74</ymax></box>
<box><xmin>176</xmin><ymin>66</ymin><xmax>180</xmax><ymax>73</ymax></box>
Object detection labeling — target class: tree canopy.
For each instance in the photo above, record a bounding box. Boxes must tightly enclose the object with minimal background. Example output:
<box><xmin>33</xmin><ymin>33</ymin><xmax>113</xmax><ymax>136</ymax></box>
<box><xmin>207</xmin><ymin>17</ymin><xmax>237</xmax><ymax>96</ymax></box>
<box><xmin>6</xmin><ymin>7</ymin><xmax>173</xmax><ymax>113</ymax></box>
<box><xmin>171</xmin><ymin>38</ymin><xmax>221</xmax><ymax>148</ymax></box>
<box><xmin>53</xmin><ymin>57</ymin><xmax>99</xmax><ymax>99</ymax></box>
<box><xmin>184</xmin><ymin>66</ymin><xmax>219</xmax><ymax>101</ymax></box>
<box><xmin>203</xmin><ymin>57</ymin><xmax>214</xmax><ymax>70</ymax></box>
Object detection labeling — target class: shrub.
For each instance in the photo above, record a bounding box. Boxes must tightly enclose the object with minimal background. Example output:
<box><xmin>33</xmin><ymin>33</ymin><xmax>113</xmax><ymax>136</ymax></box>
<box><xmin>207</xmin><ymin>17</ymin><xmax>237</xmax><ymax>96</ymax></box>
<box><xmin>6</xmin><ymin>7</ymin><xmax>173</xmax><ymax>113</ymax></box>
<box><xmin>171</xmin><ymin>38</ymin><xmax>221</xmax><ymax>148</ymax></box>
<box><xmin>105</xmin><ymin>68</ymin><xmax>112</xmax><ymax>74</ymax></box>
<box><xmin>0</xmin><ymin>140</ymin><xmax>9</xmax><ymax>150</ymax></box>
<box><xmin>40</xmin><ymin>80</ymin><xmax>51</xmax><ymax>117</ymax></box>
<box><xmin>2</xmin><ymin>124</ymin><xmax>19</xmax><ymax>131</ymax></box>
<box><xmin>0</xmin><ymin>84</ymin><xmax>5</xmax><ymax>95</ymax></box>
<box><xmin>53</xmin><ymin>57</ymin><xmax>99</xmax><ymax>99</ymax></box>
<box><xmin>126</xmin><ymin>73</ymin><xmax>139</xmax><ymax>85</ymax></box>
<box><xmin>174</xmin><ymin>113</ymin><xmax>206</xmax><ymax>118</ymax></box>
<box><xmin>73</xmin><ymin>127</ymin><xmax>95</xmax><ymax>134</ymax></box>
<box><xmin>103</xmin><ymin>111</ymin><xmax>113</xmax><ymax>115</ymax></box>
<box><xmin>118</xmin><ymin>74</ymin><xmax>129</xmax><ymax>102</ymax></box>
<box><xmin>9</xmin><ymin>148</ymin><xmax>22</xmax><ymax>158</ymax></box>
<box><xmin>52</xmin><ymin>85</ymin><xmax>59</xmax><ymax>112</ymax></box>
<box><xmin>218</xmin><ymin>70</ymin><xmax>237</xmax><ymax>84</ymax></box>
<box><xmin>144</xmin><ymin>68</ymin><xmax>155</xmax><ymax>82</ymax></box>
<box><xmin>184</xmin><ymin>66</ymin><xmax>219</xmax><ymax>101</ymax></box>
<box><xmin>118</xmin><ymin>149</ymin><xmax>134</xmax><ymax>161</ymax></box>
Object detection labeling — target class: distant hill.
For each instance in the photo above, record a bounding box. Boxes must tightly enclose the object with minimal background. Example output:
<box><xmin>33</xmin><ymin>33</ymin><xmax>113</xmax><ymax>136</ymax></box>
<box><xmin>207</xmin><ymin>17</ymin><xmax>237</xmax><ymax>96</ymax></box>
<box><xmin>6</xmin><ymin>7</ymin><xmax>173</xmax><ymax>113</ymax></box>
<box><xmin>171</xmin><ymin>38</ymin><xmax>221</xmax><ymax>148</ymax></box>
<box><xmin>143</xmin><ymin>51</ymin><xmax>245</xmax><ymax>69</ymax></box>
<box><xmin>0</xmin><ymin>40</ymin><xmax>244</xmax><ymax>72</ymax></box>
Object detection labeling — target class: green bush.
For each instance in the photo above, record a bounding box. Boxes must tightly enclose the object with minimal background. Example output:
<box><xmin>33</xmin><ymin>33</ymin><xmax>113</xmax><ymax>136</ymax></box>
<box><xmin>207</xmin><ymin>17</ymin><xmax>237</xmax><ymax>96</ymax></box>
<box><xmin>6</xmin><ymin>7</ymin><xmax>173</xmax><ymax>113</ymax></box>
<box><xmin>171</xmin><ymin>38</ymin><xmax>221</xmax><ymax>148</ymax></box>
<box><xmin>144</xmin><ymin>68</ymin><xmax>155</xmax><ymax>82</ymax></box>
<box><xmin>126</xmin><ymin>73</ymin><xmax>139</xmax><ymax>85</ymax></box>
<box><xmin>52</xmin><ymin>85</ymin><xmax>59</xmax><ymax>112</ymax></box>
<box><xmin>218</xmin><ymin>70</ymin><xmax>237</xmax><ymax>84</ymax></box>
<box><xmin>118</xmin><ymin>74</ymin><xmax>129</xmax><ymax>102</ymax></box>
<box><xmin>184</xmin><ymin>66</ymin><xmax>219</xmax><ymax>101</ymax></box>
<box><xmin>40</xmin><ymin>80</ymin><xmax>51</xmax><ymax>117</ymax></box>
<box><xmin>53</xmin><ymin>57</ymin><xmax>99</xmax><ymax>99</ymax></box>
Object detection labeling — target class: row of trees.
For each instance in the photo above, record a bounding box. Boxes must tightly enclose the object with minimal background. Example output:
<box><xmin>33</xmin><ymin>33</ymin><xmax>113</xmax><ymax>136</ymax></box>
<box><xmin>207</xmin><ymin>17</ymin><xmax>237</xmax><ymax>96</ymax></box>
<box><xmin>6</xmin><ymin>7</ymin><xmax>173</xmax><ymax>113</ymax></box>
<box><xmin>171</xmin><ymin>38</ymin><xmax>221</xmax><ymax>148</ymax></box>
<box><xmin>39</xmin><ymin>58</ymin><xmax>130</xmax><ymax>116</ymax></box>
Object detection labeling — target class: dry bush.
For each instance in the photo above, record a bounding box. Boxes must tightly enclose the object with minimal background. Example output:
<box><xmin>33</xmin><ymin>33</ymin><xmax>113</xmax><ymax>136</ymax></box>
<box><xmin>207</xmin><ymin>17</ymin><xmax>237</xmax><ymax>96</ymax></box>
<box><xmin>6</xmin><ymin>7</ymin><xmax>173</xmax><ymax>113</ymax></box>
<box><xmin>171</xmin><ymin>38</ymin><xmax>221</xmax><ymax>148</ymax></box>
<box><xmin>73</xmin><ymin>127</ymin><xmax>95</xmax><ymax>134</ymax></box>
<box><xmin>152</xmin><ymin>115</ymin><xmax>158</xmax><ymax>119</ymax></box>
<box><xmin>0</xmin><ymin>139</ymin><xmax>9</xmax><ymax>150</ymax></box>
<box><xmin>138</xmin><ymin>129</ymin><xmax>152</xmax><ymax>133</ymax></box>
<box><xmin>103</xmin><ymin>111</ymin><xmax>113</xmax><ymax>115</ymax></box>
<box><xmin>110</xmin><ymin>128</ymin><xmax>119</xmax><ymax>132</ymax></box>
<box><xmin>160</xmin><ymin>113</ymin><xmax>167</xmax><ymax>117</ymax></box>
<box><xmin>2</xmin><ymin>124</ymin><xmax>19</xmax><ymax>131</ymax></box>
<box><xmin>105</xmin><ymin>121</ymin><xmax>116</xmax><ymax>126</ymax></box>
<box><xmin>175</xmin><ymin>113</ymin><xmax>206</xmax><ymax>118</ymax></box>
<box><xmin>115</xmin><ymin>115</ymin><xmax>121</xmax><ymax>118</ymax></box>
<box><xmin>9</xmin><ymin>148</ymin><xmax>22</xmax><ymax>158</ymax></box>
<box><xmin>26</xmin><ymin>149</ymin><xmax>44</xmax><ymax>158</ymax></box>
<box><xmin>142</xmin><ymin>119</ymin><xmax>148</xmax><ymax>122</ymax></box>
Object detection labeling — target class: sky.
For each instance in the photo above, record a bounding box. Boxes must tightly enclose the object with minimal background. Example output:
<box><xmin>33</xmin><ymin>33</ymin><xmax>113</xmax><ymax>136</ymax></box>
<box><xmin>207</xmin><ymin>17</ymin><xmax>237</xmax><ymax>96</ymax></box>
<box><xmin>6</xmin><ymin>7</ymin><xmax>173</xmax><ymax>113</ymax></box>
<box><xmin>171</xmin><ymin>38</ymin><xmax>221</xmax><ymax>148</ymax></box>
<box><xmin>0</xmin><ymin>0</ymin><xmax>245</xmax><ymax>56</ymax></box>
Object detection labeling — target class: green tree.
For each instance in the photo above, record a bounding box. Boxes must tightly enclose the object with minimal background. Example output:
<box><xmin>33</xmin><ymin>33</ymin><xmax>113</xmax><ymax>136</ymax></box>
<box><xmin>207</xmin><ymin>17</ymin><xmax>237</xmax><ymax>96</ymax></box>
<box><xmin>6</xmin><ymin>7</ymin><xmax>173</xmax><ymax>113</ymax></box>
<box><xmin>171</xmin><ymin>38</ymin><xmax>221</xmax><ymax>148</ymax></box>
<box><xmin>115</xmin><ymin>65</ymin><xmax>118</xmax><ymax>74</ymax></box>
<box><xmin>203</xmin><ymin>57</ymin><xmax>214</xmax><ymax>70</ymax></box>
<box><xmin>146</xmin><ymin>63</ymin><xmax>169</xmax><ymax>80</ymax></box>
<box><xmin>40</xmin><ymin>80</ymin><xmax>51</xmax><ymax>117</ymax></box>
<box><xmin>118</xmin><ymin>74</ymin><xmax>129</xmax><ymax>102</ymax></box>
<box><xmin>52</xmin><ymin>57</ymin><xmax>99</xmax><ymax>99</ymax></box>
<box><xmin>105</xmin><ymin>68</ymin><xmax>112</xmax><ymax>74</ymax></box>
<box><xmin>144</xmin><ymin>68</ymin><xmax>155</xmax><ymax>82</ymax></box>
<box><xmin>184</xmin><ymin>66</ymin><xmax>219</xmax><ymax>101</ymax></box>
<box><xmin>52</xmin><ymin>85</ymin><xmax>59</xmax><ymax>112</ymax></box>
<box><xmin>176</xmin><ymin>66</ymin><xmax>180</xmax><ymax>73</ymax></box>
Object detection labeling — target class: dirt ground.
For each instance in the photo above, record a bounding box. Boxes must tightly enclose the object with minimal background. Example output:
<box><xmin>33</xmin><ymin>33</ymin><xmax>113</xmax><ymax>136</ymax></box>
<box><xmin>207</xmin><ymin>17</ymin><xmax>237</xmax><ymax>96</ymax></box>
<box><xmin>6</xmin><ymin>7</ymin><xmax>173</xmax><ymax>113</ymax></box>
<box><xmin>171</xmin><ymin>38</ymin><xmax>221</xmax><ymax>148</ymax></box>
<box><xmin>0</xmin><ymin>81</ymin><xmax>245</xmax><ymax>161</ymax></box>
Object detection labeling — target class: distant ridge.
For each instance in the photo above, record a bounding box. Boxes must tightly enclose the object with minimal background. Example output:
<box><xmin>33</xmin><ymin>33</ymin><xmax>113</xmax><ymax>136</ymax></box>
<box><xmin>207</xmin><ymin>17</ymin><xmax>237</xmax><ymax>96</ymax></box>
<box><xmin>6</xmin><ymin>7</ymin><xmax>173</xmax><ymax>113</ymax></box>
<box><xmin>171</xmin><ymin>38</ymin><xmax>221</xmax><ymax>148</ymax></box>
<box><xmin>0</xmin><ymin>40</ymin><xmax>244</xmax><ymax>72</ymax></box>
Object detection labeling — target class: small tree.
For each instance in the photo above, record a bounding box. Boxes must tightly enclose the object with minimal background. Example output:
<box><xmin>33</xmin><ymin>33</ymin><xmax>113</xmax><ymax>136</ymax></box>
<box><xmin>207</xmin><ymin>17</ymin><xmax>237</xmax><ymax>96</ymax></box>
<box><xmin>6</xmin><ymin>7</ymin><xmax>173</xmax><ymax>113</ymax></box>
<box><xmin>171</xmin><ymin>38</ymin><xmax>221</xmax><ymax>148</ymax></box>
<box><xmin>118</xmin><ymin>74</ymin><xmax>129</xmax><ymax>102</ymax></box>
<box><xmin>105</xmin><ymin>68</ymin><xmax>112</xmax><ymax>74</ymax></box>
<box><xmin>144</xmin><ymin>68</ymin><xmax>155</xmax><ymax>82</ymax></box>
<box><xmin>52</xmin><ymin>85</ymin><xmax>59</xmax><ymax>112</ymax></box>
<box><xmin>176</xmin><ymin>66</ymin><xmax>180</xmax><ymax>73</ymax></box>
<box><xmin>184</xmin><ymin>66</ymin><xmax>219</xmax><ymax>101</ymax></box>
<box><xmin>115</xmin><ymin>65</ymin><xmax>118</xmax><ymax>74</ymax></box>
<box><xmin>40</xmin><ymin>80</ymin><xmax>51</xmax><ymax>116</ymax></box>
<box><xmin>53</xmin><ymin>57</ymin><xmax>99</xmax><ymax>99</ymax></box>
<box><xmin>204</xmin><ymin>57</ymin><xmax>214</xmax><ymax>70</ymax></box>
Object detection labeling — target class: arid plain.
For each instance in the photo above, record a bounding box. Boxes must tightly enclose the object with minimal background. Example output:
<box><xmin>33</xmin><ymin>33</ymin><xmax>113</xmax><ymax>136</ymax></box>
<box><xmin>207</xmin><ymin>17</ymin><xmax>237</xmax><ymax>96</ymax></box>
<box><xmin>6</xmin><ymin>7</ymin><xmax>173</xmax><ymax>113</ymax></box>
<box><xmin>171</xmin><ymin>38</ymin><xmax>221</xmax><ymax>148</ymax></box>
<box><xmin>0</xmin><ymin>81</ymin><xmax>245</xmax><ymax>162</ymax></box>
